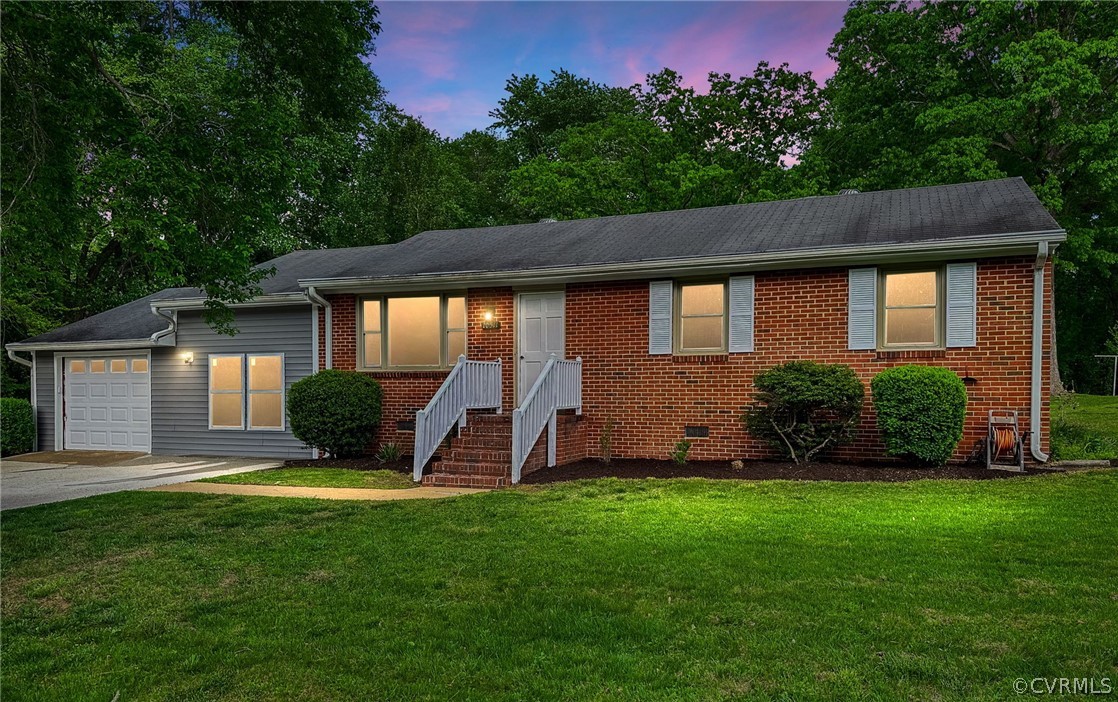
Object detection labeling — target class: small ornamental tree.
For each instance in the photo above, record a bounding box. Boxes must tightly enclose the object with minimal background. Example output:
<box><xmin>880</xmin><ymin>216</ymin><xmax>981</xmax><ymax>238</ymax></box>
<box><xmin>0</xmin><ymin>398</ymin><xmax>35</xmax><ymax>457</ymax></box>
<box><xmin>287</xmin><ymin>370</ymin><xmax>382</xmax><ymax>458</ymax></box>
<box><xmin>743</xmin><ymin>361</ymin><xmax>865</xmax><ymax>463</ymax></box>
<box><xmin>871</xmin><ymin>365</ymin><xmax>968</xmax><ymax>465</ymax></box>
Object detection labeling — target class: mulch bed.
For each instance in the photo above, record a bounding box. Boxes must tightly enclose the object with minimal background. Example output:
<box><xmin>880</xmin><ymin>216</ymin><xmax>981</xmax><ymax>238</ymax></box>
<box><xmin>521</xmin><ymin>458</ymin><xmax>1047</xmax><ymax>484</ymax></box>
<box><xmin>282</xmin><ymin>457</ymin><xmax>412</xmax><ymax>474</ymax></box>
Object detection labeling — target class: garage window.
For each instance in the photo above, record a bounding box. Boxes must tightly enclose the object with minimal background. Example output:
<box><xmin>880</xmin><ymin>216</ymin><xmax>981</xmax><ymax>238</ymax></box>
<box><xmin>70</xmin><ymin>360</ymin><xmax>86</xmax><ymax>374</ymax></box>
<box><xmin>209</xmin><ymin>354</ymin><xmax>285</xmax><ymax>431</ymax></box>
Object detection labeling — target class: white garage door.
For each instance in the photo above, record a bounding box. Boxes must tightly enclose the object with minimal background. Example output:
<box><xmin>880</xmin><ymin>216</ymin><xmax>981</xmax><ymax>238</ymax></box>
<box><xmin>64</xmin><ymin>355</ymin><xmax>151</xmax><ymax>452</ymax></box>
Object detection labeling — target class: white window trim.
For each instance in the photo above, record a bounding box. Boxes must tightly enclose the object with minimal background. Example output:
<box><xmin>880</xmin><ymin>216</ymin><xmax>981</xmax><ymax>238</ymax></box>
<box><xmin>247</xmin><ymin>353</ymin><xmax>286</xmax><ymax>432</ymax></box>
<box><xmin>878</xmin><ymin>267</ymin><xmax>945</xmax><ymax>350</ymax></box>
<box><xmin>208</xmin><ymin>354</ymin><xmax>245</xmax><ymax>431</ymax></box>
<box><xmin>358</xmin><ymin>293</ymin><xmax>467</xmax><ymax>371</ymax></box>
<box><xmin>675</xmin><ymin>281</ymin><xmax>729</xmax><ymax>355</ymax></box>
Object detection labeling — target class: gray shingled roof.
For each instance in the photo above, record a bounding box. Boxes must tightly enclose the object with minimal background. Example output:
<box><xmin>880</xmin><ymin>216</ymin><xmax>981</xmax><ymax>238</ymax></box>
<box><xmin>12</xmin><ymin>177</ymin><xmax>1061</xmax><ymax>347</ymax></box>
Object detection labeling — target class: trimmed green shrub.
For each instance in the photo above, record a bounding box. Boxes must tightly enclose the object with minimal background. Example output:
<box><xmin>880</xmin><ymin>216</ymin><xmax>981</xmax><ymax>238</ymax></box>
<box><xmin>287</xmin><ymin>370</ymin><xmax>382</xmax><ymax>458</ymax></box>
<box><xmin>743</xmin><ymin>361</ymin><xmax>865</xmax><ymax>463</ymax></box>
<box><xmin>871</xmin><ymin>365</ymin><xmax>968</xmax><ymax>465</ymax></box>
<box><xmin>1</xmin><ymin>398</ymin><xmax>35</xmax><ymax>457</ymax></box>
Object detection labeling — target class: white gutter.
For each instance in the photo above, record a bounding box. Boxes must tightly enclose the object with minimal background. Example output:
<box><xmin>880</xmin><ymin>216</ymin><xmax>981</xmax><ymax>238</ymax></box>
<box><xmin>297</xmin><ymin>229</ymin><xmax>1067</xmax><ymax>292</ymax></box>
<box><xmin>7</xmin><ymin>348</ymin><xmax>32</xmax><ymax>368</ymax></box>
<box><xmin>1030</xmin><ymin>241</ymin><xmax>1050</xmax><ymax>463</ymax></box>
<box><xmin>149</xmin><ymin>307</ymin><xmax>177</xmax><ymax>344</ymax></box>
<box><xmin>151</xmin><ymin>292</ymin><xmax>309</xmax><ymax>311</ymax></box>
<box><xmin>305</xmin><ymin>286</ymin><xmax>332</xmax><ymax>369</ymax></box>
<box><xmin>5</xmin><ymin>339</ymin><xmax>163</xmax><ymax>352</ymax></box>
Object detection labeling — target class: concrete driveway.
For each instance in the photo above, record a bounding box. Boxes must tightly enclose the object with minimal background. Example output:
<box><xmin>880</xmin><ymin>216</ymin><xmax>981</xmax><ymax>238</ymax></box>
<box><xmin>1</xmin><ymin>451</ymin><xmax>280</xmax><ymax>510</ymax></box>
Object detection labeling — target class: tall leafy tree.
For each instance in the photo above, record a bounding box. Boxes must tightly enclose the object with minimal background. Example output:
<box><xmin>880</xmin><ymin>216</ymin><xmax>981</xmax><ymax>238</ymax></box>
<box><xmin>490</xmin><ymin>69</ymin><xmax>637</xmax><ymax>160</ymax></box>
<box><xmin>819</xmin><ymin>0</ymin><xmax>1118</xmax><ymax>391</ymax></box>
<box><xmin>1</xmin><ymin>0</ymin><xmax>382</xmax><ymax>394</ymax></box>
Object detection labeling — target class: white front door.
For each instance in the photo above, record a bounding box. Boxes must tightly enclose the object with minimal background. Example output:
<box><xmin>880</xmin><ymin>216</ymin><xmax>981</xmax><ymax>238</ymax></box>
<box><xmin>64</xmin><ymin>355</ymin><xmax>151</xmax><ymax>452</ymax></box>
<box><xmin>518</xmin><ymin>291</ymin><xmax>565</xmax><ymax>403</ymax></box>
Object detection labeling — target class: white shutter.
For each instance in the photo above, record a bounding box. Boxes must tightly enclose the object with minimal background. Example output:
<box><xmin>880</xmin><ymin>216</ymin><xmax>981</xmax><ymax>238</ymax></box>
<box><xmin>848</xmin><ymin>267</ymin><xmax>877</xmax><ymax>350</ymax></box>
<box><xmin>728</xmin><ymin>275</ymin><xmax>755</xmax><ymax>352</ymax></box>
<box><xmin>946</xmin><ymin>262</ymin><xmax>977</xmax><ymax>347</ymax></box>
<box><xmin>648</xmin><ymin>280</ymin><xmax>673</xmax><ymax>355</ymax></box>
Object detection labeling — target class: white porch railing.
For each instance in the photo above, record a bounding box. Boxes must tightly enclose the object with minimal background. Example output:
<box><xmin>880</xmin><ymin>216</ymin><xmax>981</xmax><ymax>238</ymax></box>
<box><xmin>511</xmin><ymin>354</ymin><xmax>582</xmax><ymax>484</ymax></box>
<box><xmin>413</xmin><ymin>355</ymin><xmax>502</xmax><ymax>480</ymax></box>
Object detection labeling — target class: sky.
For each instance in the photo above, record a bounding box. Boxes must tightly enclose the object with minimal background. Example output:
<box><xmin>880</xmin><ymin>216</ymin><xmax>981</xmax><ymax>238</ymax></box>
<box><xmin>371</xmin><ymin>1</ymin><xmax>850</xmax><ymax>138</ymax></box>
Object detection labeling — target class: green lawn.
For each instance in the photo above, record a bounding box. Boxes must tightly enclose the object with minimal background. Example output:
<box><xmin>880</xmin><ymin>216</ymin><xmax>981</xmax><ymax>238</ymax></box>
<box><xmin>1052</xmin><ymin>393</ymin><xmax>1118</xmax><ymax>461</ymax></box>
<box><xmin>199</xmin><ymin>466</ymin><xmax>416</xmax><ymax>489</ymax></box>
<box><xmin>3</xmin><ymin>473</ymin><xmax>1116</xmax><ymax>701</ymax></box>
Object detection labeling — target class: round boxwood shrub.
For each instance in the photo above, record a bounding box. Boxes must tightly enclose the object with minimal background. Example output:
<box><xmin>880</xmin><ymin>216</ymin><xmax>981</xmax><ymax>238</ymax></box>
<box><xmin>1</xmin><ymin>398</ymin><xmax>35</xmax><ymax>457</ymax></box>
<box><xmin>743</xmin><ymin>360</ymin><xmax>865</xmax><ymax>463</ymax></box>
<box><xmin>287</xmin><ymin>370</ymin><xmax>382</xmax><ymax>458</ymax></box>
<box><xmin>871</xmin><ymin>365</ymin><xmax>968</xmax><ymax>465</ymax></box>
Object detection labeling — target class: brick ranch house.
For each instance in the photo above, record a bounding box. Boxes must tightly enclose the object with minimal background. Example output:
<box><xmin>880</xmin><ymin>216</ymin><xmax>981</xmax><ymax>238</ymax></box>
<box><xmin>8</xmin><ymin>177</ymin><xmax>1062</xmax><ymax>487</ymax></box>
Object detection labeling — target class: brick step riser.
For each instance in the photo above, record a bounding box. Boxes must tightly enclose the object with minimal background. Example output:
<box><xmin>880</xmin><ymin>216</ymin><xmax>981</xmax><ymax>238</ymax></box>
<box><xmin>432</xmin><ymin>461</ymin><xmax>512</xmax><ymax>476</ymax></box>
<box><xmin>452</xmin><ymin>436</ymin><xmax>511</xmax><ymax>449</ymax></box>
<box><xmin>446</xmin><ymin>449</ymin><xmax>512</xmax><ymax>463</ymax></box>
<box><xmin>458</xmin><ymin>427</ymin><xmax>513</xmax><ymax>437</ymax></box>
<box><xmin>422</xmin><ymin>474</ymin><xmax>507</xmax><ymax>488</ymax></box>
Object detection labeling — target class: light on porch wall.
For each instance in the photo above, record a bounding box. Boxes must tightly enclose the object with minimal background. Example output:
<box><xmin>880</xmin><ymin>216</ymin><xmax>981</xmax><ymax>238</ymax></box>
<box><xmin>182</xmin><ymin>351</ymin><xmax>194</xmax><ymax>365</ymax></box>
<box><xmin>481</xmin><ymin>307</ymin><xmax>501</xmax><ymax>330</ymax></box>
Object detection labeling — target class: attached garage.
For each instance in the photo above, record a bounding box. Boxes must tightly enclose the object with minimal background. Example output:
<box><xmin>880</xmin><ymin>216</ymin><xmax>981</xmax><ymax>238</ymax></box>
<box><xmin>63</xmin><ymin>354</ymin><xmax>151</xmax><ymax>452</ymax></box>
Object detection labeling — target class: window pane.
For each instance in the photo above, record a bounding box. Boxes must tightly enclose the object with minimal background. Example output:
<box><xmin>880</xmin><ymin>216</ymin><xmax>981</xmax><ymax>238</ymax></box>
<box><xmin>364</xmin><ymin>333</ymin><xmax>382</xmax><ymax>367</ymax></box>
<box><xmin>249</xmin><ymin>394</ymin><xmax>282</xmax><ymax>429</ymax></box>
<box><xmin>447</xmin><ymin>330</ymin><xmax>466</xmax><ymax>361</ymax></box>
<box><xmin>211</xmin><ymin>356</ymin><xmax>242</xmax><ymax>391</ymax></box>
<box><xmin>362</xmin><ymin>300</ymin><xmax>381</xmax><ymax>333</ymax></box>
<box><xmin>90</xmin><ymin>360</ymin><xmax>105</xmax><ymax>373</ymax></box>
<box><xmin>132</xmin><ymin>359</ymin><xmax>148</xmax><ymax>373</ymax></box>
<box><xmin>681</xmin><ymin>316</ymin><xmax>723</xmax><ymax>350</ymax></box>
<box><xmin>211</xmin><ymin>394</ymin><xmax>243</xmax><ymax>428</ymax></box>
<box><xmin>681</xmin><ymin>283</ymin><xmax>724</xmax><ymax>316</ymax></box>
<box><xmin>249</xmin><ymin>356</ymin><xmax>282</xmax><ymax>391</ymax></box>
<box><xmin>885</xmin><ymin>271</ymin><xmax>937</xmax><ymax>307</ymax></box>
<box><xmin>70</xmin><ymin>360</ymin><xmax>86</xmax><ymax>374</ymax></box>
<box><xmin>886</xmin><ymin>308</ymin><xmax>936</xmax><ymax>345</ymax></box>
<box><xmin>447</xmin><ymin>296</ymin><xmax>466</xmax><ymax>329</ymax></box>
<box><xmin>111</xmin><ymin>359</ymin><xmax>127</xmax><ymax>373</ymax></box>
<box><xmin>388</xmin><ymin>297</ymin><xmax>441</xmax><ymax>366</ymax></box>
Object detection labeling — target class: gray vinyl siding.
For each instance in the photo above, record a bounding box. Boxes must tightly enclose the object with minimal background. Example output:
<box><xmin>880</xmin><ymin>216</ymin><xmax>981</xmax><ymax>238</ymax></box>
<box><xmin>151</xmin><ymin>305</ymin><xmax>313</xmax><ymax>458</ymax></box>
<box><xmin>34</xmin><ymin>351</ymin><xmax>56</xmax><ymax>451</ymax></box>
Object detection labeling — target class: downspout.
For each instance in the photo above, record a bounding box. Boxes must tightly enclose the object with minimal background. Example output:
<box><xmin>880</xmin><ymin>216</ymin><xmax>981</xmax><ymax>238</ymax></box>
<box><xmin>1030</xmin><ymin>241</ymin><xmax>1050</xmax><ymax>463</ymax></box>
<box><xmin>149</xmin><ymin>307</ymin><xmax>177</xmax><ymax>344</ymax></box>
<box><xmin>7</xmin><ymin>348</ymin><xmax>32</xmax><ymax>368</ymax></box>
<box><xmin>306</xmin><ymin>286</ymin><xmax>332</xmax><ymax>369</ymax></box>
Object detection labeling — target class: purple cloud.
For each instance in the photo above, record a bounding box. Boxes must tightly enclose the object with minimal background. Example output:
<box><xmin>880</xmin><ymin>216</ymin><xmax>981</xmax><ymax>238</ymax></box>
<box><xmin>373</xmin><ymin>1</ymin><xmax>848</xmax><ymax>137</ymax></box>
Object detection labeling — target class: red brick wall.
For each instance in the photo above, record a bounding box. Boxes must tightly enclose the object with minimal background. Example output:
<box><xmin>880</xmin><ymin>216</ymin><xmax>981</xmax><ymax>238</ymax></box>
<box><xmin>322</xmin><ymin>257</ymin><xmax>1052</xmax><ymax>464</ymax></box>
<box><xmin>566</xmin><ymin>257</ymin><xmax>1052</xmax><ymax>463</ymax></box>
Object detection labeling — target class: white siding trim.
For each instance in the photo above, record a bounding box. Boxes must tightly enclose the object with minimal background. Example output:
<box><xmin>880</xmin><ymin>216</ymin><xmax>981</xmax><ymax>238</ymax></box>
<box><xmin>728</xmin><ymin>275</ymin><xmax>755</xmax><ymax>353</ymax></box>
<box><xmin>946</xmin><ymin>262</ymin><xmax>977</xmax><ymax>347</ymax></box>
<box><xmin>648</xmin><ymin>280</ymin><xmax>673</xmax><ymax>355</ymax></box>
<box><xmin>848</xmin><ymin>267</ymin><xmax>877</xmax><ymax>350</ymax></box>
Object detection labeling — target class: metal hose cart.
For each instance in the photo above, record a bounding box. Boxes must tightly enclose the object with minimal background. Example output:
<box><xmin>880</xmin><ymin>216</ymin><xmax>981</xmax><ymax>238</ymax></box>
<box><xmin>986</xmin><ymin>410</ymin><xmax>1026</xmax><ymax>472</ymax></box>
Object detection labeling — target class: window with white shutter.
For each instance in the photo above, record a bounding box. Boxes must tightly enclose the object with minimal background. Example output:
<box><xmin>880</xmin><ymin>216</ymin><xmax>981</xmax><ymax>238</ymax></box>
<box><xmin>848</xmin><ymin>267</ymin><xmax>877</xmax><ymax>350</ymax></box>
<box><xmin>728</xmin><ymin>275</ymin><xmax>755</xmax><ymax>353</ymax></box>
<box><xmin>648</xmin><ymin>281</ymin><xmax>673</xmax><ymax>355</ymax></box>
<box><xmin>945</xmin><ymin>262</ymin><xmax>977</xmax><ymax>347</ymax></box>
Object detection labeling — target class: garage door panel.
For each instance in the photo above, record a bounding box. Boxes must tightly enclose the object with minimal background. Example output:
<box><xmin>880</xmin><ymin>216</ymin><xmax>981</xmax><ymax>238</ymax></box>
<box><xmin>65</xmin><ymin>355</ymin><xmax>150</xmax><ymax>452</ymax></box>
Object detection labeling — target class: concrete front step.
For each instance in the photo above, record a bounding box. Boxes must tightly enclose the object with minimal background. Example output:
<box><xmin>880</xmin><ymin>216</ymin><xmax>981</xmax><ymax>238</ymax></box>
<box><xmin>422</xmin><ymin>473</ymin><xmax>508</xmax><ymax>488</ymax></box>
<box><xmin>431</xmin><ymin>460</ymin><xmax>511</xmax><ymax>476</ymax></box>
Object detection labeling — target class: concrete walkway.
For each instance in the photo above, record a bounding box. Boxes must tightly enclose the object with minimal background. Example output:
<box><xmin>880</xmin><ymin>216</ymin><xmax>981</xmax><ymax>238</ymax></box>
<box><xmin>149</xmin><ymin>482</ymin><xmax>488</xmax><ymax>501</ymax></box>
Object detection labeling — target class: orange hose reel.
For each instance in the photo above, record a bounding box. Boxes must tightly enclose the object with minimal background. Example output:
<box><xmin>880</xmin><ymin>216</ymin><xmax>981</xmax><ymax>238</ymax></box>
<box><xmin>987</xmin><ymin>410</ymin><xmax>1024</xmax><ymax>471</ymax></box>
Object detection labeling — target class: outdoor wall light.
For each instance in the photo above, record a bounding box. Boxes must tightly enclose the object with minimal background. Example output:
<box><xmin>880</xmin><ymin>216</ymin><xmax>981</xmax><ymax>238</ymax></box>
<box><xmin>181</xmin><ymin>351</ymin><xmax>194</xmax><ymax>365</ymax></box>
<box><xmin>481</xmin><ymin>307</ymin><xmax>501</xmax><ymax>330</ymax></box>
